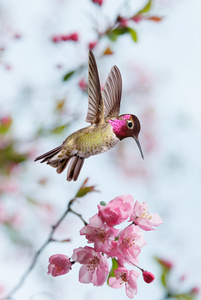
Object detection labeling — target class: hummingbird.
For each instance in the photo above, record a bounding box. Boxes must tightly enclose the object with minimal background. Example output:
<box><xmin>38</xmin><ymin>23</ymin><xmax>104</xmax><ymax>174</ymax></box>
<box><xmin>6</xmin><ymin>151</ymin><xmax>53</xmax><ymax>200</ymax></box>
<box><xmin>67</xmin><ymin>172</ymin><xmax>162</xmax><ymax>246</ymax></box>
<box><xmin>35</xmin><ymin>50</ymin><xmax>144</xmax><ymax>181</ymax></box>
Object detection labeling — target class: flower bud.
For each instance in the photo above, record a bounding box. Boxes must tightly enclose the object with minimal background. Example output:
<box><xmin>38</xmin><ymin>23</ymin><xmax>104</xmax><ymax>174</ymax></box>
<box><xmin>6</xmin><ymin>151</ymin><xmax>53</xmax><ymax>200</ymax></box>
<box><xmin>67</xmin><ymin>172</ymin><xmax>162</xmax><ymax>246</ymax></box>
<box><xmin>142</xmin><ymin>271</ymin><xmax>155</xmax><ymax>283</ymax></box>
<box><xmin>48</xmin><ymin>254</ymin><xmax>72</xmax><ymax>277</ymax></box>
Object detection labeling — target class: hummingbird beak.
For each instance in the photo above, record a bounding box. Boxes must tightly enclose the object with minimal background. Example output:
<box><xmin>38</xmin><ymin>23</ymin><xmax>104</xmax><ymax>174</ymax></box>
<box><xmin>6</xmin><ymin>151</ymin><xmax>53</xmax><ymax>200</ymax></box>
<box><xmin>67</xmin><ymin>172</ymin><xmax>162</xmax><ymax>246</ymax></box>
<box><xmin>134</xmin><ymin>137</ymin><xmax>144</xmax><ymax>159</ymax></box>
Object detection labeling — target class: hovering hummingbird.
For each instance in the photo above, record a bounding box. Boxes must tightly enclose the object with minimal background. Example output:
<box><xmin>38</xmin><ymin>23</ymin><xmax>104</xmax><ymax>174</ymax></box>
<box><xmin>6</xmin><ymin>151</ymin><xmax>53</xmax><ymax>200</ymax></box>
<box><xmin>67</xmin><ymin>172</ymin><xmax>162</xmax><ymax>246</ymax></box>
<box><xmin>35</xmin><ymin>50</ymin><xmax>144</xmax><ymax>181</ymax></box>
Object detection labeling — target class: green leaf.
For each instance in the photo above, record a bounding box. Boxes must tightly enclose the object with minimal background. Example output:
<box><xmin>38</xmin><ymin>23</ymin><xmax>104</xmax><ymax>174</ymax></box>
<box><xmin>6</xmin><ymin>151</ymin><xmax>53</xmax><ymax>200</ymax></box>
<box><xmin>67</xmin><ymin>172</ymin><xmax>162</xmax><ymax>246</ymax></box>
<box><xmin>161</xmin><ymin>268</ymin><xmax>170</xmax><ymax>287</ymax></box>
<box><xmin>0</xmin><ymin>142</ymin><xmax>28</xmax><ymax>175</ymax></box>
<box><xmin>26</xmin><ymin>196</ymin><xmax>39</xmax><ymax>206</ymax></box>
<box><xmin>63</xmin><ymin>70</ymin><xmax>75</xmax><ymax>81</ymax></box>
<box><xmin>75</xmin><ymin>178</ymin><xmax>98</xmax><ymax>198</ymax></box>
<box><xmin>155</xmin><ymin>257</ymin><xmax>172</xmax><ymax>288</ymax></box>
<box><xmin>128</xmin><ymin>28</ymin><xmax>138</xmax><ymax>42</ymax></box>
<box><xmin>107</xmin><ymin>258</ymin><xmax>119</xmax><ymax>285</ymax></box>
<box><xmin>51</xmin><ymin>123</ymin><xmax>69</xmax><ymax>135</ymax></box>
<box><xmin>107</xmin><ymin>27</ymin><xmax>137</xmax><ymax>43</ymax></box>
<box><xmin>100</xmin><ymin>201</ymin><xmax>106</xmax><ymax>206</ymax></box>
<box><xmin>138</xmin><ymin>0</ymin><xmax>152</xmax><ymax>14</ymax></box>
<box><xmin>76</xmin><ymin>187</ymin><xmax>94</xmax><ymax>198</ymax></box>
<box><xmin>0</xmin><ymin>117</ymin><xmax>12</xmax><ymax>135</ymax></box>
<box><xmin>107</xmin><ymin>27</ymin><xmax>128</xmax><ymax>41</ymax></box>
<box><xmin>174</xmin><ymin>294</ymin><xmax>193</xmax><ymax>300</ymax></box>
<box><xmin>155</xmin><ymin>257</ymin><xmax>172</xmax><ymax>270</ymax></box>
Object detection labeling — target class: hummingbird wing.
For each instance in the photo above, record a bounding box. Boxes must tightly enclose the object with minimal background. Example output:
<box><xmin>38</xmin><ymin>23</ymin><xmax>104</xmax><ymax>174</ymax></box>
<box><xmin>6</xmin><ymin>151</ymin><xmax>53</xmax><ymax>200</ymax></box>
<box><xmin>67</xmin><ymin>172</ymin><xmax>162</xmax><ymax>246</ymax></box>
<box><xmin>102</xmin><ymin>65</ymin><xmax>122</xmax><ymax>119</ymax></box>
<box><xmin>85</xmin><ymin>50</ymin><xmax>105</xmax><ymax>124</ymax></box>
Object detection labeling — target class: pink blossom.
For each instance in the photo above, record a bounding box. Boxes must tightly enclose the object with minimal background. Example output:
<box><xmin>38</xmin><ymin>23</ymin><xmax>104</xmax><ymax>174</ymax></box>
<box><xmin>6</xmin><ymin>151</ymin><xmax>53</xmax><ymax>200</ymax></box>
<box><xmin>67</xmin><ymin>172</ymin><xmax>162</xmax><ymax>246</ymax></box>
<box><xmin>13</xmin><ymin>33</ymin><xmax>21</xmax><ymax>39</ymax></box>
<box><xmin>157</xmin><ymin>258</ymin><xmax>173</xmax><ymax>270</ymax></box>
<box><xmin>117</xmin><ymin>16</ymin><xmax>128</xmax><ymax>27</ymax></box>
<box><xmin>72</xmin><ymin>246</ymin><xmax>109</xmax><ymax>286</ymax></box>
<box><xmin>52</xmin><ymin>33</ymin><xmax>79</xmax><ymax>43</ymax></box>
<box><xmin>0</xmin><ymin>204</ymin><xmax>6</xmax><ymax>224</ymax></box>
<box><xmin>80</xmin><ymin>214</ymin><xmax>119</xmax><ymax>252</ymax></box>
<box><xmin>107</xmin><ymin>240</ymin><xmax>139</xmax><ymax>266</ymax></box>
<box><xmin>129</xmin><ymin>201</ymin><xmax>162</xmax><ymax>231</ymax></box>
<box><xmin>98</xmin><ymin>194</ymin><xmax>134</xmax><ymax>226</ymax></box>
<box><xmin>78</xmin><ymin>78</ymin><xmax>87</xmax><ymax>91</ymax></box>
<box><xmin>61</xmin><ymin>33</ymin><xmax>79</xmax><ymax>41</ymax></box>
<box><xmin>191</xmin><ymin>287</ymin><xmax>200</xmax><ymax>295</ymax></box>
<box><xmin>89</xmin><ymin>41</ymin><xmax>98</xmax><ymax>50</ymax></box>
<box><xmin>132</xmin><ymin>15</ymin><xmax>143</xmax><ymax>23</ymax></box>
<box><xmin>47</xmin><ymin>254</ymin><xmax>72</xmax><ymax>277</ymax></box>
<box><xmin>92</xmin><ymin>0</ymin><xmax>103</xmax><ymax>6</ymax></box>
<box><xmin>0</xmin><ymin>285</ymin><xmax>5</xmax><ymax>296</ymax></box>
<box><xmin>0</xmin><ymin>180</ymin><xmax>18</xmax><ymax>194</ymax></box>
<box><xmin>117</xmin><ymin>225</ymin><xmax>146</xmax><ymax>263</ymax></box>
<box><xmin>5</xmin><ymin>63</ymin><xmax>12</xmax><ymax>71</ymax></box>
<box><xmin>109</xmin><ymin>267</ymin><xmax>139</xmax><ymax>299</ymax></box>
<box><xmin>142</xmin><ymin>271</ymin><xmax>155</xmax><ymax>283</ymax></box>
<box><xmin>158</xmin><ymin>258</ymin><xmax>173</xmax><ymax>269</ymax></box>
<box><xmin>52</xmin><ymin>35</ymin><xmax>62</xmax><ymax>43</ymax></box>
<box><xmin>1</xmin><ymin>116</ymin><xmax>12</xmax><ymax>126</ymax></box>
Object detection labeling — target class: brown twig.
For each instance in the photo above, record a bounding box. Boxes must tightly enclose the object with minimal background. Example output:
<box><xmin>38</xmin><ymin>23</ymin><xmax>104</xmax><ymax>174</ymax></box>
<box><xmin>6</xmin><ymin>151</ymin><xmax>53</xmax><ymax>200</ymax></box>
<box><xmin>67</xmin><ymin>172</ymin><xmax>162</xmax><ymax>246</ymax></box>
<box><xmin>0</xmin><ymin>194</ymin><xmax>88</xmax><ymax>300</ymax></box>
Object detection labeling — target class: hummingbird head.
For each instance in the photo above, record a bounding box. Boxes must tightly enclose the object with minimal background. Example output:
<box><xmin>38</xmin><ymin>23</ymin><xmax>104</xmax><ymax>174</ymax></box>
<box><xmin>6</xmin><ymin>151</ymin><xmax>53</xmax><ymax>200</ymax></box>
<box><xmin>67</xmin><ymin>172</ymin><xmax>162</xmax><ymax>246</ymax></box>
<box><xmin>108</xmin><ymin>114</ymin><xmax>144</xmax><ymax>159</ymax></box>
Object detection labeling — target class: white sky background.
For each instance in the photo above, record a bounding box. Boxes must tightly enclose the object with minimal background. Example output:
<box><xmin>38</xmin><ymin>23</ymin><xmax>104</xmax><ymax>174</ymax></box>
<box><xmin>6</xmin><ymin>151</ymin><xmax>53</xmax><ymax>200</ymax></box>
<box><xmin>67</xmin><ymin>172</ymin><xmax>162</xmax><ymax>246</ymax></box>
<box><xmin>0</xmin><ymin>0</ymin><xmax>201</xmax><ymax>299</ymax></box>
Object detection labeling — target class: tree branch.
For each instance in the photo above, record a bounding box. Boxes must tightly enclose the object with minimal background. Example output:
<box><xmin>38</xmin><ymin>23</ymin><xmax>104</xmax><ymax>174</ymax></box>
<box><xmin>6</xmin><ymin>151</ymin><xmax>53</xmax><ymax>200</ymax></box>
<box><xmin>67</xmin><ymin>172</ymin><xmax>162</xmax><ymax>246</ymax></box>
<box><xmin>0</xmin><ymin>188</ymin><xmax>89</xmax><ymax>300</ymax></box>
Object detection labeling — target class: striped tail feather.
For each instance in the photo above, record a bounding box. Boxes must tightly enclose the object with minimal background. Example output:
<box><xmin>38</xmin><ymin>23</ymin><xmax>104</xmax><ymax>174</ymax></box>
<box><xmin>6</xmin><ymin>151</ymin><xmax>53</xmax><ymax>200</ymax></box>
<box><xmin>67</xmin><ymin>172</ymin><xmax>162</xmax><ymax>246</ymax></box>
<box><xmin>34</xmin><ymin>146</ymin><xmax>62</xmax><ymax>163</ymax></box>
<box><xmin>67</xmin><ymin>156</ymin><xmax>85</xmax><ymax>181</ymax></box>
<box><xmin>35</xmin><ymin>147</ymin><xmax>85</xmax><ymax>181</ymax></box>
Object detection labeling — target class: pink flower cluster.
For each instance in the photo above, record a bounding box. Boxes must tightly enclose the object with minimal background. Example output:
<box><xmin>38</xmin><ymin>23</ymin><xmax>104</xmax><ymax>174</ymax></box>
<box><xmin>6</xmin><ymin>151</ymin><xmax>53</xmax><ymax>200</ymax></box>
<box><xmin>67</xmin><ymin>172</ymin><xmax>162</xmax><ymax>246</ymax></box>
<box><xmin>48</xmin><ymin>195</ymin><xmax>162</xmax><ymax>298</ymax></box>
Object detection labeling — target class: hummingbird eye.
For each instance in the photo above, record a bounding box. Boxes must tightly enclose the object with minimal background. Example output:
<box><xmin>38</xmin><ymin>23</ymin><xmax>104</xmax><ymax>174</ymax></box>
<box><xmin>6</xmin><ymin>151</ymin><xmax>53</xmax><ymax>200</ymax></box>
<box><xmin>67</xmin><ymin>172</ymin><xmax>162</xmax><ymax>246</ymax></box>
<box><xmin>127</xmin><ymin>121</ymin><xmax>134</xmax><ymax>129</ymax></box>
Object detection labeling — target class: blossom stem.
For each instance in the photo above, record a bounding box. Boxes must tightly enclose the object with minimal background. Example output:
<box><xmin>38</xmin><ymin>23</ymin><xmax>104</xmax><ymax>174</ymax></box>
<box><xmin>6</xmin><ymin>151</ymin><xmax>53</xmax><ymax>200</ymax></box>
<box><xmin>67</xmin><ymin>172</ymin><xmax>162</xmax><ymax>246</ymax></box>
<box><xmin>128</xmin><ymin>260</ymin><xmax>144</xmax><ymax>272</ymax></box>
<box><xmin>69</xmin><ymin>208</ymin><xmax>88</xmax><ymax>226</ymax></box>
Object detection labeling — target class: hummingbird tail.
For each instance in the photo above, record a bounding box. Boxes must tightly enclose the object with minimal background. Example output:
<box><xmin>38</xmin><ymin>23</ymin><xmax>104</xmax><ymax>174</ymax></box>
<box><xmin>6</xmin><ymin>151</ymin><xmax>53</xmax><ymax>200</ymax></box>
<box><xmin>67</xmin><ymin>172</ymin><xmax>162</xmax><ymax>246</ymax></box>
<box><xmin>56</xmin><ymin>158</ymin><xmax>70</xmax><ymax>174</ymax></box>
<box><xmin>34</xmin><ymin>145</ymin><xmax>62</xmax><ymax>162</ymax></box>
<box><xmin>67</xmin><ymin>156</ymin><xmax>85</xmax><ymax>181</ymax></box>
<box><xmin>35</xmin><ymin>146</ymin><xmax>85</xmax><ymax>181</ymax></box>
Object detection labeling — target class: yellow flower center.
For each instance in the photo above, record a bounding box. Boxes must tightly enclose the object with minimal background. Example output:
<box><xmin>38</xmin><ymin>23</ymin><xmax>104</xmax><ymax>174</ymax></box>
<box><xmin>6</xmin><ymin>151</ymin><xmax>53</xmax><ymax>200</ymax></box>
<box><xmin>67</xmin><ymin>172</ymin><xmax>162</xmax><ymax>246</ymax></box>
<box><xmin>87</xmin><ymin>256</ymin><xmax>100</xmax><ymax>271</ymax></box>
<box><xmin>140</xmin><ymin>208</ymin><xmax>152</xmax><ymax>220</ymax></box>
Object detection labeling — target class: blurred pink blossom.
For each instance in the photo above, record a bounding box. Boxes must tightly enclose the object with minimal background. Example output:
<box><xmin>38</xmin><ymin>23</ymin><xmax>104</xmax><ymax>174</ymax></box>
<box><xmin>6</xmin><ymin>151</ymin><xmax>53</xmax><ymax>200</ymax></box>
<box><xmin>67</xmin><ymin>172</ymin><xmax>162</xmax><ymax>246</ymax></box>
<box><xmin>0</xmin><ymin>285</ymin><xmax>5</xmax><ymax>296</ymax></box>
<box><xmin>9</xmin><ymin>212</ymin><xmax>23</xmax><ymax>228</ymax></box>
<box><xmin>157</xmin><ymin>258</ymin><xmax>173</xmax><ymax>269</ymax></box>
<box><xmin>52</xmin><ymin>35</ymin><xmax>62</xmax><ymax>43</ymax></box>
<box><xmin>132</xmin><ymin>15</ymin><xmax>143</xmax><ymax>23</ymax></box>
<box><xmin>72</xmin><ymin>246</ymin><xmax>109</xmax><ymax>286</ymax></box>
<box><xmin>52</xmin><ymin>33</ymin><xmax>79</xmax><ymax>43</ymax></box>
<box><xmin>92</xmin><ymin>0</ymin><xmax>103</xmax><ymax>6</ymax></box>
<box><xmin>48</xmin><ymin>254</ymin><xmax>72</xmax><ymax>277</ymax></box>
<box><xmin>13</xmin><ymin>33</ymin><xmax>21</xmax><ymax>39</ymax></box>
<box><xmin>0</xmin><ymin>204</ymin><xmax>7</xmax><ymax>224</ymax></box>
<box><xmin>0</xmin><ymin>116</ymin><xmax>12</xmax><ymax>126</ymax></box>
<box><xmin>88</xmin><ymin>41</ymin><xmax>98</xmax><ymax>50</ymax></box>
<box><xmin>191</xmin><ymin>287</ymin><xmax>200</xmax><ymax>295</ymax></box>
<box><xmin>4</xmin><ymin>63</ymin><xmax>12</xmax><ymax>70</ymax></box>
<box><xmin>129</xmin><ymin>201</ymin><xmax>162</xmax><ymax>231</ymax></box>
<box><xmin>109</xmin><ymin>267</ymin><xmax>139</xmax><ymax>299</ymax></box>
<box><xmin>0</xmin><ymin>180</ymin><xmax>19</xmax><ymax>194</ymax></box>
<box><xmin>78</xmin><ymin>78</ymin><xmax>87</xmax><ymax>91</ymax></box>
<box><xmin>117</xmin><ymin>16</ymin><xmax>128</xmax><ymax>27</ymax></box>
<box><xmin>61</xmin><ymin>33</ymin><xmax>79</xmax><ymax>41</ymax></box>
